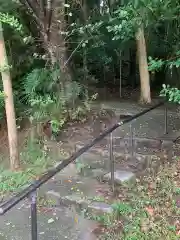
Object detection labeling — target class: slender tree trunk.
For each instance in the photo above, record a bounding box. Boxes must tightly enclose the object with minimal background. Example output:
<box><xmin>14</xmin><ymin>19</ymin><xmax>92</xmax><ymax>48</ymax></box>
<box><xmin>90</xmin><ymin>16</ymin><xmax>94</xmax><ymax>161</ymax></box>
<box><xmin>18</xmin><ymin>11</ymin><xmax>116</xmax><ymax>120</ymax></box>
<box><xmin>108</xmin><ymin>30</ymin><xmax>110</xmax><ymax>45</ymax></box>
<box><xmin>0</xmin><ymin>22</ymin><xmax>20</xmax><ymax>171</ymax></box>
<box><xmin>82</xmin><ymin>0</ymin><xmax>88</xmax><ymax>21</ymax></box>
<box><xmin>48</xmin><ymin>0</ymin><xmax>71</xmax><ymax>82</ymax></box>
<box><xmin>82</xmin><ymin>0</ymin><xmax>88</xmax><ymax>82</ymax></box>
<box><xmin>136</xmin><ymin>27</ymin><xmax>151</xmax><ymax>104</ymax></box>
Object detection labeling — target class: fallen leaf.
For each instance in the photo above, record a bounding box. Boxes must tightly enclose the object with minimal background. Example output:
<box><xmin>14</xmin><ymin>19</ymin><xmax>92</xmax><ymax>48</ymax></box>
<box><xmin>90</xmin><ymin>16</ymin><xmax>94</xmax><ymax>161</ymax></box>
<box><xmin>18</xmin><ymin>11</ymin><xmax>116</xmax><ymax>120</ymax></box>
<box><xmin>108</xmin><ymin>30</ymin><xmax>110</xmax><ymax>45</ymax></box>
<box><xmin>48</xmin><ymin>218</ymin><xmax>55</xmax><ymax>224</ymax></box>
<box><xmin>145</xmin><ymin>206</ymin><xmax>154</xmax><ymax>217</ymax></box>
<box><xmin>74</xmin><ymin>216</ymin><xmax>78</xmax><ymax>223</ymax></box>
<box><xmin>38</xmin><ymin>207</ymin><xmax>53</xmax><ymax>213</ymax></box>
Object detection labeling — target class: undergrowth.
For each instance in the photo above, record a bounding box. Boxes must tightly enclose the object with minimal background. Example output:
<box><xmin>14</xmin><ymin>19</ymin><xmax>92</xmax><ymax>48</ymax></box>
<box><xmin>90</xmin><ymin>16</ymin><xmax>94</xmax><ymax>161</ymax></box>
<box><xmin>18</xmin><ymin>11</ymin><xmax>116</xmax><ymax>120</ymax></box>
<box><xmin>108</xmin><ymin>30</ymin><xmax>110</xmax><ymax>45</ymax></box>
<box><xmin>0</xmin><ymin>65</ymin><xmax>98</xmax><ymax>195</ymax></box>
<box><xmin>0</xmin><ymin>138</ymin><xmax>59</xmax><ymax>195</ymax></box>
<box><xmin>94</xmin><ymin>159</ymin><xmax>180</xmax><ymax>240</ymax></box>
<box><xmin>22</xmin><ymin>67</ymin><xmax>98</xmax><ymax>134</ymax></box>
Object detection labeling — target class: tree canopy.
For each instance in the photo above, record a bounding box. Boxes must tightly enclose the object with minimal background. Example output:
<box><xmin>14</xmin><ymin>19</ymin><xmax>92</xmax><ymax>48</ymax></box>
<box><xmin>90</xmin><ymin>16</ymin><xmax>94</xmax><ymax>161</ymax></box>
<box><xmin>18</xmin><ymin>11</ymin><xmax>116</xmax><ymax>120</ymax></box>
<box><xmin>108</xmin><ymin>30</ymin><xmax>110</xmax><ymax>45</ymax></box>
<box><xmin>0</xmin><ymin>0</ymin><xmax>179</xmax><ymax>122</ymax></box>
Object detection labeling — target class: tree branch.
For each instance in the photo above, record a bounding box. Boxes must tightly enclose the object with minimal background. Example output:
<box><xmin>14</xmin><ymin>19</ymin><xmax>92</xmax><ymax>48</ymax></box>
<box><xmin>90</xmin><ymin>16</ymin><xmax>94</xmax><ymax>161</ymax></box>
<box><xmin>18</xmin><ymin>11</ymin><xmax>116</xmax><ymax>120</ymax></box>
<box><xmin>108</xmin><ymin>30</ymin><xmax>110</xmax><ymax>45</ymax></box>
<box><xmin>46</xmin><ymin>0</ymin><xmax>55</xmax><ymax>41</ymax></box>
<box><xmin>19</xmin><ymin>0</ymin><xmax>44</xmax><ymax>29</ymax></box>
<box><xmin>166</xmin><ymin>54</ymin><xmax>180</xmax><ymax>62</ymax></box>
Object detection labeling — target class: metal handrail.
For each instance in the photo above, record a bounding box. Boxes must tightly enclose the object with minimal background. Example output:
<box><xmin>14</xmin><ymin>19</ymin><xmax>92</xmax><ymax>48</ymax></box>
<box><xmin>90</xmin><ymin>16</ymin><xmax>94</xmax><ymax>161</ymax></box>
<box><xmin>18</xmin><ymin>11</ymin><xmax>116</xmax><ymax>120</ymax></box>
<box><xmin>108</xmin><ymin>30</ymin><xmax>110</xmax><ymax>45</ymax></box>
<box><xmin>0</xmin><ymin>100</ymin><xmax>166</xmax><ymax>214</ymax></box>
<box><xmin>0</xmin><ymin>100</ymin><xmax>167</xmax><ymax>239</ymax></box>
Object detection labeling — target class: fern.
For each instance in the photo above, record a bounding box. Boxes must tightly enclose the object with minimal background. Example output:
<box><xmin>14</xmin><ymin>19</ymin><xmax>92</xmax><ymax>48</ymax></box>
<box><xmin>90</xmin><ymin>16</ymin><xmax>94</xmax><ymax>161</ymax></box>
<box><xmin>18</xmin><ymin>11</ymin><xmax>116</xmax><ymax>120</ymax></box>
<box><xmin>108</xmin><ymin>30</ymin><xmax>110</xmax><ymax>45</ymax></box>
<box><xmin>23</xmin><ymin>67</ymin><xmax>57</xmax><ymax>97</ymax></box>
<box><xmin>22</xmin><ymin>66</ymin><xmax>97</xmax><ymax>132</ymax></box>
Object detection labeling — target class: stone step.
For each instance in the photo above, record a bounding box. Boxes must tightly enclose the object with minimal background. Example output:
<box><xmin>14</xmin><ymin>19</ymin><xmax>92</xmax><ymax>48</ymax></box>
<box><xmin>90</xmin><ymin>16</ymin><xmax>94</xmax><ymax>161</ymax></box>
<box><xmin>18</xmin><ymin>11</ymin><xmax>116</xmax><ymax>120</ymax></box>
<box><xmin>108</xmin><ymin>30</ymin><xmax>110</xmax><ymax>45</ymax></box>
<box><xmin>36</xmin><ymin>165</ymin><xmax>129</xmax><ymax>220</ymax></box>
<box><xmin>103</xmin><ymin>136</ymin><xmax>173</xmax><ymax>151</ymax></box>
<box><xmin>76</xmin><ymin>134</ymin><xmax>173</xmax><ymax>156</ymax></box>
<box><xmin>39</xmin><ymin>158</ymin><xmax>162</xmax><ymax>222</ymax></box>
<box><xmin>44</xmin><ymin>191</ymin><xmax>115</xmax><ymax>224</ymax></box>
<box><xmin>51</xmin><ymin>138</ymin><xmax>170</xmax><ymax>181</ymax></box>
<box><xmin>74</xmin><ymin>150</ymin><xmax>151</xmax><ymax>176</ymax></box>
<box><xmin>38</xmin><ymin>171</ymin><xmax>113</xmax><ymax>212</ymax></box>
<box><xmin>0</xmin><ymin>199</ymin><xmax>99</xmax><ymax>240</ymax></box>
<box><xmin>75</xmin><ymin>142</ymin><xmax>167</xmax><ymax>162</ymax></box>
<box><xmin>159</xmin><ymin>131</ymin><xmax>180</xmax><ymax>142</ymax></box>
<box><xmin>75</xmin><ymin>152</ymin><xmax>107</xmax><ymax>170</ymax></box>
<box><xmin>74</xmin><ymin>143</ymin><xmax>171</xmax><ymax>179</ymax></box>
<box><xmin>45</xmin><ymin>190</ymin><xmax>114</xmax><ymax>216</ymax></box>
<box><xmin>103</xmin><ymin>170</ymin><xmax>135</xmax><ymax>184</ymax></box>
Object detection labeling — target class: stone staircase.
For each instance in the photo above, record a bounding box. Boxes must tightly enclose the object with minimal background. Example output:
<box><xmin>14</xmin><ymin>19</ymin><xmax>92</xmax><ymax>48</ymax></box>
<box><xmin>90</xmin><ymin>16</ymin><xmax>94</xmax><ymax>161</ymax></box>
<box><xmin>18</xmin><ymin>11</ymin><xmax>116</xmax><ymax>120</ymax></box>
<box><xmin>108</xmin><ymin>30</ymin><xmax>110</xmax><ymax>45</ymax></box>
<box><xmin>38</xmin><ymin>130</ymin><xmax>178</xmax><ymax>238</ymax></box>
<box><xmin>75</xmin><ymin>133</ymin><xmax>174</xmax><ymax>178</ymax></box>
<box><xmin>1</xmin><ymin>104</ymin><xmax>180</xmax><ymax>239</ymax></box>
<box><xmin>0</xmin><ymin>132</ymin><xmax>177</xmax><ymax>240</ymax></box>
<box><xmin>35</xmin><ymin>102</ymin><xmax>180</xmax><ymax>239</ymax></box>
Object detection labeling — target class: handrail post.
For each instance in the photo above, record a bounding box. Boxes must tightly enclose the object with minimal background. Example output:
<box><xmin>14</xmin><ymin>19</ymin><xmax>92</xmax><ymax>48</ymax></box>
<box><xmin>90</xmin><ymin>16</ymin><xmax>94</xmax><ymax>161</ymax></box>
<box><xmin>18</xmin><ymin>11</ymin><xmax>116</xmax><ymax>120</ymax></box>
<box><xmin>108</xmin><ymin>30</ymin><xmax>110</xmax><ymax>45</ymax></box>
<box><xmin>130</xmin><ymin>123</ymin><xmax>134</xmax><ymax>159</ymax></box>
<box><xmin>109</xmin><ymin>132</ymin><xmax>115</xmax><ymax>193</ymax></box>
<box><xmin>164</xmin><ymin>105</ymin><xmax>168</xmax><ymax>134</ymax></box>
<box><xmin>29</xmin><ymin>191</ymin><xmax>38</xmax><ymax>240</ymax></box>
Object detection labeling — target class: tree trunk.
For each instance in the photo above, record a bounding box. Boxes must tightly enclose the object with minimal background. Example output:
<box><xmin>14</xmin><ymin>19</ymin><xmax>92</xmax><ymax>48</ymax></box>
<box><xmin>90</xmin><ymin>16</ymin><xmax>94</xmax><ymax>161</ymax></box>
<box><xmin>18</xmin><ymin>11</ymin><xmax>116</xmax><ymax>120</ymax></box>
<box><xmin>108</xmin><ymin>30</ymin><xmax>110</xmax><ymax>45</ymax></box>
<box><xmin>48</xmin><ymin>0</ymin><xmax>71</xmax><ymax>83</ymax></box>
<box><xmin>0</xmin><ymin>22</ymin><xmax>20</xmax><ymax>171</ymax></box>
<box><xmin>136</xmin><ymin>27</ymin><xmax>151</xmax><ymax>104</ymax></box>
<box><xmin>19</xmin><ymin>0</ymin><xmax>72</xmax><ymax>84</ymax></box>
<box><xmin>82</xmin><ymin>0</ymin><xmax>88</xmax><ymax>21</ymax></box>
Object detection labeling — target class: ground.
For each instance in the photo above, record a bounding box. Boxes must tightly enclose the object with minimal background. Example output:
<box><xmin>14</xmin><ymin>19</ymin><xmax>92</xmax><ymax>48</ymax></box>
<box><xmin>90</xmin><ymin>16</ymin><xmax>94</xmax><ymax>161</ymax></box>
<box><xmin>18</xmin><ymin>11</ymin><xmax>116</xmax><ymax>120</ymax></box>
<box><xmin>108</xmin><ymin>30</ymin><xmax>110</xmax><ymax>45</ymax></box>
<box><xmin>98</xmin><ymin>160</ymin><xmax>180</xmax><ymax>239</ymax></box>
<box><xmin>0</xmin><ymin>99</ymin><xmax>180</xmax><ymax>239</ymax></box>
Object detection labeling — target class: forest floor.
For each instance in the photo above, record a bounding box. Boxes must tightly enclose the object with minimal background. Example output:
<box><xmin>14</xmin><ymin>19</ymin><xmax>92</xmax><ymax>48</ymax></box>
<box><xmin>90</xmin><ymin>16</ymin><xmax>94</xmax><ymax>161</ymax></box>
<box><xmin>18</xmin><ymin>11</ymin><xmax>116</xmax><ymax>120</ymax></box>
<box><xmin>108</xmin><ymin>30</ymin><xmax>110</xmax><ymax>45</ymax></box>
<box><xmin>97</xmin><ymin>159</ymin><xmax>180</xmax><ymax>239</ymax></box>
<box><xmin>0</xmin><ymin>98</ymin><xmax>180</xmax><ymax>239</ymax></box>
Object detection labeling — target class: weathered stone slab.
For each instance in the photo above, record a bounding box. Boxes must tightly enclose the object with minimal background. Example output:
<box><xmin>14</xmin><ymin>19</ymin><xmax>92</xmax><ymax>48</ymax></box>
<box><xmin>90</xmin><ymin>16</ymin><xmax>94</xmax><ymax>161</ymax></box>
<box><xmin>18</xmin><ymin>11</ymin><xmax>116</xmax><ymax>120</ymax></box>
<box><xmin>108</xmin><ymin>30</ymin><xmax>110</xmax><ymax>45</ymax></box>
<box><xmin>112</xmin><ymin>136</ymin><xmax>173</xmax><ymax>153</ymax></box>
<box><xmin>45</xmin><ymin>190</ymin><xmax>62</xmax><ymax>206</ymax></box>
<box><xmin>91</xmin><ymin>169</ymin><xmax>106</xmax><ymax>178</ymax></box>
<box><xmin>160</xmin><ymin>130</ymin><xmax>180</xmax><ymax>142</ymax></box>
<box><xmin>46</xmin><ymin>190</ymin><xmax>90</xmax><ymax>208</ymax></box>
<box><xmin>162</xmin><ymin>140</ymin><xmax>173</xmax><ymax>150</ymax></box>
<box><xmin>63</xmin><ymin>194</ymin><xmax>90</xmax><ymax>206</ymax></box>
<box><xmin>88</xmin><ymin>202</ymin><xmax>113</xmax><ymax>214</ymax></box>
<box><xmin>135</xmin><ymin>138</ymin><xmax>162</xmax><ymax>150</ymax></box>
<box><xmin>76</xmin><ymin>153</ymin><xmax>106</xmax><ymax>169</ymax></box>
<box><xmin>103</xmin><ymin>170</ymin><xmax>135</xmax><ymax>184</ymax></box>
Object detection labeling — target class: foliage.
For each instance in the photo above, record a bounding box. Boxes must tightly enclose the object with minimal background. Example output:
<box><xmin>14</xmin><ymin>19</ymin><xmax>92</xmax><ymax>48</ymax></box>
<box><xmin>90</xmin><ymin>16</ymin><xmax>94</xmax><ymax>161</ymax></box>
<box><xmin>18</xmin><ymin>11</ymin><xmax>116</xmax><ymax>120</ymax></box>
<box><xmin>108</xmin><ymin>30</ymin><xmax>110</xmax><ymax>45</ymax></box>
<box><xmin>65</xmin><ymin>0</ymin><xmax>180</xmax><ymax>92</ymax></box>
<box><xmin>112</xmin><ymin>202</ymin><xmax>133</xmax><ymax>216</ymax></box>
<box><xmin>149</xmin><ymin>52</ymin><xmax>180</xmax><ymax>102</ymax></box>
<box><xmin>0</xmin><ymin>0</ymin><xmax>179</xmax><ymax>154</ymax></box>
<box><xmin>148</xmin><ymin>52</ymin><xmax>180</xmax><ymax>73</ymax></box>
<box><xmin>22</xmin><ymin>66</ymin><xmax>97</xmax><ymax>133</ymax></box>
<box><xmin>160</xmin><ymin>84</ymin><xmax>180</xmax><ymax>103</ymax></box>
<box><xmin>95</xmin><ymin>160</ymin><xmax>180</xmax><ymax>239</ymax></box>
<box><xmin>1</xmin><ymin>0</ymin><xmax>179</xmax><ymax>109</ymax></box>
<box><xmin>0</xmin><ymin>138</ymin><xmax>56</xmax><ymax>194</ymax></box>
<box><xmin>0</xmin><ymin>12</ymin><xmax>22</xmax><ymax>32</ymax></box>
